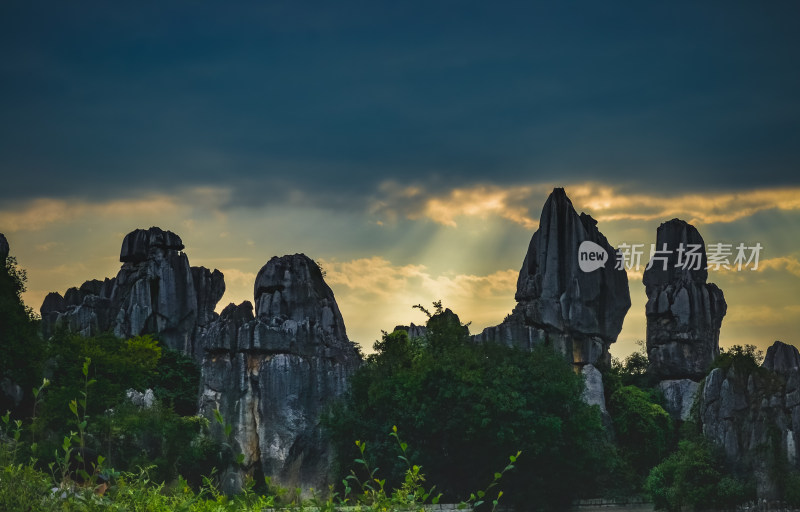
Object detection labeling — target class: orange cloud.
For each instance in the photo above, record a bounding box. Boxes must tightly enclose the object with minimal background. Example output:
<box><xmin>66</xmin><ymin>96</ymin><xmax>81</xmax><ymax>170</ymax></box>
<box><xmin>0</xmin><ymin>187</ymin><xmax>231</xmax><ymax>232</ymax></box>
<box><xmin>370</xmin><ymin>181</ymin><xmax>800</xmax><ymax>228</ymax></box>
<box><xmin>319</xmin><ymin>256</ymin><xmax>518</xmax><ymax>348</ymax></box>
<box><xmin>757</xmin><ymin>257</ymin><xmax>800</xmax><ymax>278</ymax></box>
<box><xmin>725</xmin><ymin>304</ymin><xmax>800</xmax><ymax>327</ymax></box>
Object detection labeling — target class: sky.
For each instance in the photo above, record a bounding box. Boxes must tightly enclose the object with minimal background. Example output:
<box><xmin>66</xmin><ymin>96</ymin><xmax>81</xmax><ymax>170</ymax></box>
<box><xmin>1</xmin><ymin>1</ymin><xmax>799</xmax><ymax>359</ymax></box>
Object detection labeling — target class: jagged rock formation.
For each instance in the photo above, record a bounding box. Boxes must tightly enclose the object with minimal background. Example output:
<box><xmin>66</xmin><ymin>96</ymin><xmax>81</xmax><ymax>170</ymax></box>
<box><xmin>393</xmin><ymin>323</ymin><xmax>427</xmax><ymax>339</ymax></box>
<box><xmin>475</xmin><ymin>188</ymin><xmax>631</xmax><ymax>368</ymax></box>
<box><xmin>40</xmin><ymin>230</ymin><xmax>362</xmax><ymax>491</ymax></box>
<box><xmin>699</xmin><ymin>341</ymin><xmax>800</xmax><ymax>500</ymax></box>
<box><xmin>197</xmin><ymin>254</ymin><xmax>361</xmax><ymax>492</ymax></box>
<box><xmin>644</xmin><ymin>219</ymin><xmax>727</xmax><ymax>380</ymax></box>
<box><xmin>40</xmin><ymin>227</ymin><xmax>225</xmax><ymax>353</ymax></box>
<box><xmin>764</xmin><ymin>341</ymin><xmax>800</xmax><ymax>374</ymax></box>
<box><xmin>472</xmin><ymin>188</ymin><xmax>630</xmax><ymax>422</ymax></box>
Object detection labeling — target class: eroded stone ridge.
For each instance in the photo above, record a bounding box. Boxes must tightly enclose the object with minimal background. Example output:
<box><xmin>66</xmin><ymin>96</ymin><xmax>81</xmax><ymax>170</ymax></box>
<box><xmin>699</xmin><ymin>341</ymin><xmax>800</xmax><ymax>500</ymax></box>
<box><xmin>197</xmin><ymin>254</ymin><xmax>361</xmax><ymax>492</ymax></box>
<box><xmin>475</xmin><ymin>188</ymin><xmax>631</xmax><ymax>368</ymax></box>
<box><xmin>39</xmin><ymin>231</ymin><xmax>361</xmax><ymax>491</ymax></box>
<box><xmin>644</xmin><ymin>219</ymin><xmax>726</xmax><ymax>380</ymax></box>
<box><xmin>39</xmin><ymin>227</ymin><xmax>224</xmax><ymax>352</ymax></box>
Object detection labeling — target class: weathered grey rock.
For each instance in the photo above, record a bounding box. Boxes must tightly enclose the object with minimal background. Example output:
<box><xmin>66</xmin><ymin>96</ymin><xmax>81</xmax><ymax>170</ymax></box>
<box><xmin>474</xmin><ymin>188</ymin><xmax>631</xmax><ymax>368</ymax></box>
<box><xmin>198</xmin><ymin>254</ymin><xmax>361</xmax><ymax>493</ymax></box>
<box><xmin>120</xmin><ymin>227</ymin><xmax>184</xmax><ymax>263</ymax></box>
<box><xmin>40</xmin><ymin>227</ymin><xmax>224</xmax><ymax>354</ymax></box>
<box><xmin>658</xmin><ymin>379</ymin><xmax>700</xmax><ymax>421</ymax></box>
<box><xmin>126</xmin><ymin>388</ymin><xmax>156</xmax><ymax>409</ymax></box>
<box><xmin>192</xmin><ymin>267</ymin><xmax>226</xmax><ymax>327</ymax></box>
<box><xmin>582</xmin><ymin>364</ymin><xmax>608</xmax><ymax>415</ymax></box>
<box><xmin>698</xmin><ymin>341</ymin><xmax>800</xmax><ymax>500</ymax></box>
<box><xmin>472</xmin><ymin>189</ymin><xmax>630</xmax><ymax>419</ymax></box>
<box><xmin>644</xmin><ymin>219</ymin><xmax>726</xmax><ymax>380</ymax></box>
<box><xmin>763</xmin><ymin>341</ymin><xmax>800</xmax><ymax>375</ymax></box>
<box><xmin>393</xmin><ymin>323</ymin><xmax>427</xmax><ymax>339</ymax></box>
<box><xmin>41</xmin><ymin>292</ymin><xmax>66</xmax><ymax>316</ymax></box>
<box><xmin>0</xmin><ymin>233</ymin><xmax>8</xmax><ymax>260</ymax></box>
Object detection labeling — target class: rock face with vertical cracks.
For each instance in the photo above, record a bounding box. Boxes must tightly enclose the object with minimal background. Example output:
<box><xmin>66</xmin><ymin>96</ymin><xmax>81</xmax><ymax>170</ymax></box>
<box><xmin>699</xmin><ymin>341</ymin><xmax>800</xmax><ymax>500</ymax></box>
<box><xmin>39</xmin><ymin>227</ymin><xmax>225</xmax><ymax>352</ymax></box>
<box><xmin>474</xmin><ymin>188</ymin><xmax>631</xmax><ymax>368</ymax></box>
<box><xmin>196</xmin><ymin>254</ymin><xmax>361</xmax><ymax>493</ymax></box>
<box><xmin>644</xmin><ymin>219</ymin><xmax>727</xmax><ymax>380</ymax></box>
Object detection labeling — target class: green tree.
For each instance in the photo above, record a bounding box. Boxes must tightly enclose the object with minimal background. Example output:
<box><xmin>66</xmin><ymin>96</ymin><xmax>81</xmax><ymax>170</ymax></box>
<box><xmin>608</xmin><ymin>385</ymin><xmax>672</xmax><ymax>477</ymax></box>
<box><xmin>146</xmin><ymin>347</ymin><xmax>201</xmax><ymax>416</ymax></box>
<box><xmin>326</xmin><ymin>306</ymin><xmax>608</xmax><ymax>510</ymax></box>
<box><xmin>645</xmin><ymin>439</ymin><xmax>753</xmax><ymax>511</ymax></box>
<box><xmin>713</xmin><ymin>344</ymin><xmax>765</xmax><ymax>372</ymax></box>
<box><xmin>0</xmin><ymin>253</ymin><xmax>44</xmax><ymax>414</ymax></box>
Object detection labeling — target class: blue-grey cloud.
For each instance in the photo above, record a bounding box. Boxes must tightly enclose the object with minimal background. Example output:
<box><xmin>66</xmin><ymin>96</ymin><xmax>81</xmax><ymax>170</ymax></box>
<box><xmin>2</xmin><ymin>1</ymin><xmax>799</xmax><ymax>204</ymax></box>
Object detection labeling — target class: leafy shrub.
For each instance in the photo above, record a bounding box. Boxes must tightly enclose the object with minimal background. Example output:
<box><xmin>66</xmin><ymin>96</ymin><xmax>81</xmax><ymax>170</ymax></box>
<box><xmin>0</xmin><ymin>254</ymin><xmax>44</xmax><ymax>413</ymax></box>
<box><xmin>608</xmin><ymin>385</ymin><xmax>672</xmax><ymax>476</ymax></box>
<box><xmin>712</xmin><ymin>344</ymin><xmax>765</xmax><ymax>372</ymax></box>
<box><xmin>94</xmin><ymin>400</ymin><xmax>220</xmax><ymax>487</ymax></box>
<box><xmin>645</xmin><ymin>439</ymin><xmax>754</xmax><ymax>511</ymax></box>
<box><xmin>326</xmin><ymin>306</ymin><xmax>608</xmax><ymax>511</ymax></box>
<box><xmin>784</xmin><ymin>471</ymin><xmax>800</xmax><ymax>507</ymax></box>
<box><xmin>146</xmin><ymin>347</ymin><xmax>201</xmax><ymax>416</ymax></box>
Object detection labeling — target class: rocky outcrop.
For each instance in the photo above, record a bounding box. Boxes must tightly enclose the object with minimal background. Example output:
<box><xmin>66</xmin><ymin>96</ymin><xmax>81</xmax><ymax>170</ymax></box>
<box><xmin>40</xmin><ymin>227</ymin><xmax>224</xmax><ymax>352</ymax></box>
<box><xmin>764</xmin><ymin>341</ymin><xmax>800</xmax><ymax>375</ymax></box>
<box><xmin>40</xmin><ymin>230</ymin><xmax>361</xmax><ymax>491</ymax></box>
<box><xmin>475</xmin><ymin>188</ymin><xmax>631</xmax><ymax>368</ymax></box>
<box><xmin>197</xmin><ymin>254</ymin><xmax>361</xmax><ymax>493</ymax></box>
<box><xmin>393</xmin><ymin>323</ymin><xmax>427</xmax><ymax>339</ymax></box>
<box><xmin>644</xmin><ymin>219</ymin><xmax>727</xmax><ymax>380</ymax></box>
<box><xmin>582</xmin><ymin>364</ymin><xmax>608</xmax><ymax>415</ymax></box>
<box><xmin>699</xmin><ymin>341</ymin><xmax>800</xmax><ymax>500</ymax></box>
<box><xmin>658</xmin><ymin>379</ymin><xmax>700</xmax><ymax>421</ymax></box>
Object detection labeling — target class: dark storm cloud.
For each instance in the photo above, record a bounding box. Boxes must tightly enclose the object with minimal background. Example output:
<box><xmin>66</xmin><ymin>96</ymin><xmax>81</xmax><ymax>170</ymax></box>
<box><xmin>1</xmin><ymin>1</ymin><xmax>799</xmax><ymax>205</ymax></box>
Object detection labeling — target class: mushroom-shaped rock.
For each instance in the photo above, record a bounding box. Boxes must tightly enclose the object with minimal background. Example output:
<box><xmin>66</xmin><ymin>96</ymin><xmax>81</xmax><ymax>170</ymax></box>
<box><xmin>120</xmin><ymin>227</ymin><xmax>185</xmax><ymax>263</ymax></box>
<box><xmin>39</xmin><ymin>227</ymin><xmax>225</xmax><ymax>355</ymax></box>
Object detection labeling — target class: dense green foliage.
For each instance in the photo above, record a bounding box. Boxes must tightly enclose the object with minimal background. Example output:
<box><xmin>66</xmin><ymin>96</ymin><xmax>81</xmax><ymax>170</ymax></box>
<box><xmin>608</xmin><ymin>386</ymin><xmax>672</xmax><ymax>478</ymax></box>
<box><xmin>605</xmin><ymin>341</ymin><xmax>656</xmax><ymax>390</ymax></box>
<box><xmin>3</xmin><ymin>406</ymin><xmax>516</xmax><ymax>512</ymax></box>
<box><xmin>40</xmin><ymin>332</ymin><xmax>162</xmax><ymax>432</ymax></box>
<box><xmin>645</xmin><ymin>437</ymin><xmax>753</xmax><ymax>511</ymax></box>
<box><xmin>712</xmin><ymin>343</ymin><xmax>765</xmax><ymax>373</ymax></box>
<box><xmin>325</xmin><ymin>306</ymin><xmax>609</xmax><ymax>510</ymax></box>
<box><xmin>31</xmin><ymin>331</ymin><xmax>220</xmax><ymax>485</ymax></box>
<box><xmin>596</xmin><ymin>344</ymin><xmax>674</xmax><ymax>497</ymax></box>
<box><xmin>0</xmin><ymin>254</ymin><xmax>45</xmax><ymax>412</ymax></box>
<box><xmin>148</xmin><ymin>347</ymin><xmax>202</xmax><ymax>416</ymax></box>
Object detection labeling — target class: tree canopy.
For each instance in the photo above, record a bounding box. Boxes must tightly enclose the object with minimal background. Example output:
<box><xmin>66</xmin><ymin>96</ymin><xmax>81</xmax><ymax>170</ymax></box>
<box><xmin>325</xmin><ymin>306</ymin><xmax>609</xmax><ymax>510</ymax></box>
